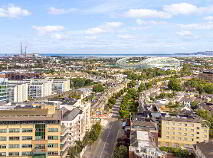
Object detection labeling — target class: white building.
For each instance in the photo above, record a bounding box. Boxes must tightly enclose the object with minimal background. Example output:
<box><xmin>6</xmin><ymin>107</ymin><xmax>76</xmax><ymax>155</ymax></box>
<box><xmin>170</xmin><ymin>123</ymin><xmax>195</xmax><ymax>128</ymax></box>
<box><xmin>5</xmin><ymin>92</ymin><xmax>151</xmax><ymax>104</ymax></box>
<box><xmin>8</xmin><ymin>81</ymin><xmax>28</xmax><ymax>103</ymax></box>
<box><xmin>26</xmin><ymin>79</ymin><xmax>53</xmax><ymax>99</ymax></box>
<box><xmin>51</xmin><ymin>79</ymin><xmax>70</xmax><ymax>94</ymax></box>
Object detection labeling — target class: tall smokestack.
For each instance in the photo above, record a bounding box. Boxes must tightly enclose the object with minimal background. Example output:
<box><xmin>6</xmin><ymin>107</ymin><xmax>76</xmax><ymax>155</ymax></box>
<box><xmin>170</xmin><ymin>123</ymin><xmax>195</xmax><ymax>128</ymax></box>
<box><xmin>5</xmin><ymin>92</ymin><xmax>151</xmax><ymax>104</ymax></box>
<box><xmin>24</xmin><ymin>46</ymin><xmax>27</xmax><ymax>57</ymax></box>
<box><xmin>20</xmin><ymin>42</ymin><xmax>23</xmax><ymax>55</ymax></box>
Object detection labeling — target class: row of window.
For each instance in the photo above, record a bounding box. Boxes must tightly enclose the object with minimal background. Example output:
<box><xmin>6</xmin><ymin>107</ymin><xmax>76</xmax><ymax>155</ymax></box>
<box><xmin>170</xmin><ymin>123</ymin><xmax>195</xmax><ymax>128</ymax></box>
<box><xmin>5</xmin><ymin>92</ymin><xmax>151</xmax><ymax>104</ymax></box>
<box><xmin>0</xmin><ymin>152</ymin><xmax>59</xmax><ymax>157</ymax></box>
<box><xmin>0</xmin><ymin>143</ymin><xmax>58</xmax><ymax>149</ymax></box>
<box><xmin>0</xmin><ymin>128</ymin><xmax>58</xmax><ymax>133</ymax></box>
<box><xmin>165</xmin><ymin>135</ymin><xmax>207</xmax><ymax>141</ymax></box>
<box><xmin>165</xmin><ymin>127</ymin><xmax>207</xmax><ymax>132</ymax></box>
<box><xmin>164</xmin><ymin>121</ymin><xmax>195</xmax><ymax>127</ymax></box>
<box><xmin>165</xmin><ymin>131</ymin><xmax>206</xmax><ymax>136</ymax></box>
<box><xmin>0</xmin><ymin>136</ymin><xmax>58</xmax><ymax>141</ymax></box>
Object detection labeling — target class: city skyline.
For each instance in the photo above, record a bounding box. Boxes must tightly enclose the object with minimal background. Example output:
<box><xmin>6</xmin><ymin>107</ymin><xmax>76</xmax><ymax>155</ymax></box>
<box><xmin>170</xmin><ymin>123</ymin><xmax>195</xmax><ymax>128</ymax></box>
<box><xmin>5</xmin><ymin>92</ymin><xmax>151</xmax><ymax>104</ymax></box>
<box><xmin>1</xmin><ymin>0</ymin><xmax>213</xmax><ymax>54</ymax></box>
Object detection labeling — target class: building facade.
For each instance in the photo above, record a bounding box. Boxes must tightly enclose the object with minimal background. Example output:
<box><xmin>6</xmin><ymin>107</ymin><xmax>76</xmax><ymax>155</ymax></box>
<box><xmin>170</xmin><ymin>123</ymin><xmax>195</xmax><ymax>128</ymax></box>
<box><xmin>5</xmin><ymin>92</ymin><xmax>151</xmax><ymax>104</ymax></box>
<box><xmin>0</xmin><ymin>104</ymin><xmax>61</xmax><ymax>158</ymax></box>
<box><xmin>158</xmin><ymin>117</ymin><xmax>209</xmax><ymax>149</ymax></box>
<box><xmin>0</xmin><ymin>78</ymin><xmax>8</xmax><ymax>102</ymax></box>
<box><xmin>52</xmin><ymin>79</ymin><xmax>70</xmax><ymax>94</ymax></box>
<box><xmin>8</xmin><ymin>81</ymin><xmax>28</xmax><ymax>103</ymax></box>
<box><xmin>27</xmin><ymin>79</ymin><xmax>52</xmax><ymax>99</ymax></box>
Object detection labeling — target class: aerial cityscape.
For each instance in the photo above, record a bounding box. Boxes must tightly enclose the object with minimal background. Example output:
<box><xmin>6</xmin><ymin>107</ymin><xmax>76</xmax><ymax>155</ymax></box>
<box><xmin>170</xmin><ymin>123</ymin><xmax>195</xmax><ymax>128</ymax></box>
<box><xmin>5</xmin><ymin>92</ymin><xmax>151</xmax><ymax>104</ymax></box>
<box><xmin>0</xmin><ymin>0</ymin><xmax>213</xmax><ymax>158</ymax></box>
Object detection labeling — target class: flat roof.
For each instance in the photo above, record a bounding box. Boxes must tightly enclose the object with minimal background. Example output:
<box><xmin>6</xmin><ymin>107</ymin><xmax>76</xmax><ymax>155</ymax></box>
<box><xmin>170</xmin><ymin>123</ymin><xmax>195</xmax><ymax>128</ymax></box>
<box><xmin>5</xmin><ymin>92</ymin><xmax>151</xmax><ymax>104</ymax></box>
<box><xmin>163</xmin><ymin>117</ymin><xmax>205</xmax><ymax>123</ymax></box>
<box><xmin>0</xmin><ymin>109</ymin><xmax>61</xmax><ymax>121</ymax></box>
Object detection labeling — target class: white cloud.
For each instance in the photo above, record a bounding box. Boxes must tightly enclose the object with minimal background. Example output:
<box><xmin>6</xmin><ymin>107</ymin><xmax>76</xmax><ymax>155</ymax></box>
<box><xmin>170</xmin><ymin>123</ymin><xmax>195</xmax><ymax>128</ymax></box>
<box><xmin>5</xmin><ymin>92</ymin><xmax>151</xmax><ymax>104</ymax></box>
<box><xmin>204</xmin><ymin>16</ymin><xmax>213</xmax><ymax>21</ymax></box>
<box><xmin>177</xmin><ymin>30</ymin><xmax>193</xmax><ymax>36</ymax></box>
<box><xmin>48</xmin><ymin>7</ymin><xmax>77</xmax><ymax>15</ymax></box>
<box><xmin>136</xmin><ymin>19</ymin><xmax>166</xmax><ymax>25</ymax></box>
<box><xmin>85</xmin><ymin>22</ymin><xmax>123</xmax><ymax>35</ymax></box>
<box><xmin>0</xmin><ymin>4</ymin><xmax>31</xmax><ymax>18</ymax></box>
<box><xmin>125</xmin><ymin>9</ymin><xmax>171</xmax><ymax>19</ymax></box>
<box><xmin>33</xmin><ymin>25</ymin><xmax>65</xmax><ymax>34</ymax></box>
<box><xmin>118</xmin><ymin>34</ymin><xmax>135</xmax><ymax>39</ymax></box>
<box><xmin>50</xmin><ymin>33</ymin><xmax>66</xmax><ymax>40</ymax></box>
<box><xmin>163</xmin><ymin>3</ymin><xmax>198</xmax><ymax>15</ymax></box>
<box><xmin>179</xmin><ymin>22</ymin><xmax>213</xmax><ymax>30</ymax></box>
<box><xmin>85</xmin><ymin>36</ymin><xmax>97</xmax><ymax>40</ymax></box>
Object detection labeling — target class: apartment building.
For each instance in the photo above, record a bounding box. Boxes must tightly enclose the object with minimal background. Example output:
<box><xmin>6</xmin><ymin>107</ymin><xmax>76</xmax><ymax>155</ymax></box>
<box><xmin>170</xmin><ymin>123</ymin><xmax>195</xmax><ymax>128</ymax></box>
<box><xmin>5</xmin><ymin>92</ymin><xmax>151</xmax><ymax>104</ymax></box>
<box><xmin>8</xmin><ymin>81</ymin><xmax>28</xmax><ymax>103</ymax></box>
<box><xmin>0</xmin><ymin>104</ymin><xmax>61</xmax><ymax>158</ymax></box>
<box><xmin>52</xmin><ymin>79</ymin><xmax>70</xmax><ymax>94</ymax></box>
<box><xmin>158</xmin><ymin>117</ymin><xmax>209</xmax><ymax>149</ymax></box>
<box><xmin>27</xmin><ymin>79</ymin><xmax>52</xmax><ymax>99</ymax></box>
<box><xmin>0</xmin><ymin>78</ymin><xmax>8</xmax><ymax>102</ymax></box>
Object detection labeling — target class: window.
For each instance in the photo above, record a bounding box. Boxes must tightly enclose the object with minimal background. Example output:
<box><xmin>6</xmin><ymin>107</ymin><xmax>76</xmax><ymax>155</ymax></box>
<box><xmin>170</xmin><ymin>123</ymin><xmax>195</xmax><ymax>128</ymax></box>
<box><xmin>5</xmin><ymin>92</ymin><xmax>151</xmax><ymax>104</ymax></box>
<box><xmin>9</xmin><ymin>144</ymin><xmax>19</xmax><ymax>148</ymax></box>
<box><xmin>178</xmin><ymin>137</ymin><xmax>181</xmax><ymax>140</ymax></box>
<box><xmin>48</xmin><ymin>136</ymin><xmax>58</xmax><ymax>140</ymax></box>
<box><xmin>48</xmin><ymin>152</ymin><xmax>58</xmax><ymax>156</ymax></box>
<box><xmin>166</xmin><ymin>136</ymin><xmax>169</xmax><ymax>139</ymax></box>
<box><xmin>9</xmin><ymin>137</ymin><xmax>19</xmax><ymax>141</ymax></box>
<box><xmin>191</xmin><ymin>129</ymin><xmax>194</xmax><ymax>132</ymax></box>
<box><xmin>172</xmin><ymin>127</ymin><xmax>175</xmax><ymax>130</ymax></box>
<box><xmin>48</xmin><ymin>128</ymin><xmax>58</xmax><ymax>132</ymax></box>
<box><xmin>197</xmin><ymin>132</ymin><xmax>200</xmax><ymax>134</ymax></box>
<box><xmin>196</xmin><ymin>137</ymin><xmax>200</xmax><ymax>139</ymax></box>
<box><xmin>191</xmin><ymin>134</ymin><xmax>194</xmax><ymax>137</ymax></box>
<box><xmin>0</xmin><ymin>152</ymin><xmax>6</xmax><ymax>157</ymax></box>
<box><xmin>184</xmin><ymin>133</ymin><xmax>187</xmax><ymax>136</ymax></box>
<box><xmin>22</xmin><ymin>128</ymin><xmax>33</xmax><ymax>133</ymax></box>
<box><xmin>178</xmin><ymin>132</ymin><xmax>181</xmax><ymax>135</ymax></box>
<box><xmin>9</xmin><ymin>128</ymin><xmax>20</xmax><ymax>133</ymax></box>
<box><xmin>22</xmin><ymin>136</ymin><xmax>32</xmax><ymax>140</ymax></box>
<box><xmin>178</xmin><ymin>128</ymin><xmax>182</xmax><ymax>130</ymax></box>
<box><xmin>197</xmin><ymin>127</ymin><xmax>200</xmax><ymax>130</ymax></box>
<box><xmin>35</xmin><ymin>144</ymin><xmax>45</xmax><ymax>149</ymax></box>
<box><xmin>0</xmin><ymin>129</ymin><xmax>6</xmax><ymax>133</ymax></box>
<box><xmin>48</xmin><ymin>144</ymin><xmax>58</xmax><ymax>148</ymax></box>
<box><xmin>185</xmin><ymin>124</ymin><xmax>187</xmax><ymax>126</ymax></box>
<box><xmin>22</xmin><ymin>144</ymin><xmax>32</xmax><ymax>148</ymax></box>
<box><xmin>184</xmin><ymin>138</ymin><xmax>188</xmax><ymax>141</ymax></box>
<box><xmin>0</xmin><ymin>145</ymin><xmax>6</xmax><ymax>149</ymax></box>
<box><xmin>22</xmin><ymin>152</ymin><xmax>32</xmax><ymax>156</ymax></box>
<box><xmin>9</xmin><ymin>152</ymin><xmax>19</xmax><ymax>156</ymax></box>
<box><xmin>0</xmin><ymin>137</ymin><xmax>6</xmax><ymax>141</ymax></box>
<box><xmin>166</xmin><ymin>127</ymin><xmax>169</xmax><ymax>130</ymax></box>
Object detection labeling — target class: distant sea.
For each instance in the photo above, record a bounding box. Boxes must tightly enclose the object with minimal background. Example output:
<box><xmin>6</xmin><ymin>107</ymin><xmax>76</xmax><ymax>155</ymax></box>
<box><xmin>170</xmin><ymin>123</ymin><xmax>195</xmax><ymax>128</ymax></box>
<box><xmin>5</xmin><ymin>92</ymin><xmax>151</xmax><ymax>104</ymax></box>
<box><xmin>0</xmin><ymin>52</ymin><xmax>212</xmax><ymax>57</ymax></box>
<box><xmin>40</xmin><ymin>53</ymin><xmax>205</xmax><ymax>57</ymax></box>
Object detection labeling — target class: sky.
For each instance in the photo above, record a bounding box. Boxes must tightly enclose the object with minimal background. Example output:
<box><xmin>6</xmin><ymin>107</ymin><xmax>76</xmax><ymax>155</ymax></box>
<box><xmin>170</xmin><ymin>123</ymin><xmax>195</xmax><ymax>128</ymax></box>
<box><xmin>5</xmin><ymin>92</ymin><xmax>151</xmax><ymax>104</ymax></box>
<box><xmin>1</xmin><ymin>0</ymin><xmax>213</xmax><ymax>54</ymax></box>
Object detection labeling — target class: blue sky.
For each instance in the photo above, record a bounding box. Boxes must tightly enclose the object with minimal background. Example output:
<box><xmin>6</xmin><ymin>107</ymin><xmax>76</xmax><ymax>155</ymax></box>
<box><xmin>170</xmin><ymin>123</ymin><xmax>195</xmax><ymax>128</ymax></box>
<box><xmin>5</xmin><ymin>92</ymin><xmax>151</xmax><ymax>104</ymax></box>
<box><xmin>1</xmin><ymin>0</ymin><xmax>213</xmax><ymax>54</ymax></box>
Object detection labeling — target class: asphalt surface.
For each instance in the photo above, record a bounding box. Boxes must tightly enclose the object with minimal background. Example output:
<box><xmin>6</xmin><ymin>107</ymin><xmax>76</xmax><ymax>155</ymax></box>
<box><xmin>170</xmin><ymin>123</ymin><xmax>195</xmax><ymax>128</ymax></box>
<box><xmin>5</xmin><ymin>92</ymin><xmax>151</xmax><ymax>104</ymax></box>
<box><xmin>91</xmin><ymin>120</ymin><xmax>121</xmax><ymax>158</ymax></box>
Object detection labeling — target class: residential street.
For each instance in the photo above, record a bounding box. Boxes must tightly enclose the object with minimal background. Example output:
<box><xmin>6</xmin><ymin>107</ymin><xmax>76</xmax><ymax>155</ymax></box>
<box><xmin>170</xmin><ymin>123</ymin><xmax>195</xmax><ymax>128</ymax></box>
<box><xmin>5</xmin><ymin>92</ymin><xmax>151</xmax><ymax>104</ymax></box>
<box><xmin>82</xmin><ymin>120</ymin><xmax>121</xmax><ymax>158</ymax></box>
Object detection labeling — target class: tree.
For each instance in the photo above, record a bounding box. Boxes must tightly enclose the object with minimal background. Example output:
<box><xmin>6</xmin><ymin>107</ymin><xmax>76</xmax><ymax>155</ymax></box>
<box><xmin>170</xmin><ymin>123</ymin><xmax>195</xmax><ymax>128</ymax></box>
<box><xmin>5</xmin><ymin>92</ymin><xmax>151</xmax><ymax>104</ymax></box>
<box><xmin>113</xmin><ymin>145</ymin><xmax>128</xmax><ymax>158</ymax></box>
<box><xmin>168</xmin><ymin>78</ymin><xmax>181</xmax><ymax>91</ymax></box>
<box><xmin>138</xmin><ymin>82</ymin><xmax>146</xmax><ymax>92</ymax></box>
<box><xmin>93</xmin><ymin>84</ymin><xmax>104</xmax><ymax>92</ymax></box>
<box><xmin>127</xmin><ymin>80</ymin><xmax>136</xmax><ymax>88</ymax></box>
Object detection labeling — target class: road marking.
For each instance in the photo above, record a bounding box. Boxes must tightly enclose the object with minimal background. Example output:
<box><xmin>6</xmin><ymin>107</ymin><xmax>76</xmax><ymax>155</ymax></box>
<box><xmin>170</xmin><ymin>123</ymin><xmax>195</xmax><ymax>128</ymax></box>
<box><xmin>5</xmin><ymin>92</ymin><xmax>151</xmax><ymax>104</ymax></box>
<box><xmin>100</xmin><ymin>125</ymin><xmax>112</xmax><ymax>158</ymax></box>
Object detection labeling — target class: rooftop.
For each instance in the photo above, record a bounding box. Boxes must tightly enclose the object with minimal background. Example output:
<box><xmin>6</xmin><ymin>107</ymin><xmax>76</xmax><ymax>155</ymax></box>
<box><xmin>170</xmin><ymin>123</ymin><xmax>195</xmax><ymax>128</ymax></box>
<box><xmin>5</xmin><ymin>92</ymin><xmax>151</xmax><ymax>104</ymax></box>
<box><xmin>62</xmin><ymin>108</ymin><xmax>82</xmax><ymax>121</ymax></box>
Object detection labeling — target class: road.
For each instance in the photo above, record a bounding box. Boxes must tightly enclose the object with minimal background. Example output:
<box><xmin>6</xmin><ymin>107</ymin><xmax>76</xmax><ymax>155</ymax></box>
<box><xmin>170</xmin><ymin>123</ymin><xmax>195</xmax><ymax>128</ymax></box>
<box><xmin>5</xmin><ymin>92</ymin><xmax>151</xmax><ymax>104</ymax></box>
<box><xmin>91</xmin><ymin>120</ymin><xmax>121</xmax><ymax>158</ymax></box>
